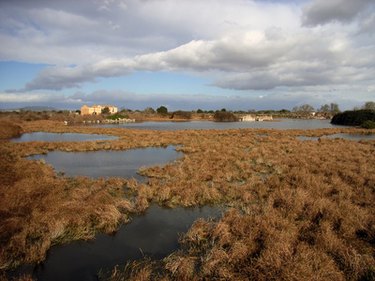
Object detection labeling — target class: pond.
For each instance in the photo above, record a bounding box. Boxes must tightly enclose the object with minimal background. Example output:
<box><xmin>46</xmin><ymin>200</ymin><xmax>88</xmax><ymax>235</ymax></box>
<box><xmin>19</xmin><ymin>205</ymin><xmax>222</xmax><ymax>281</ymax></box>
<box><xmin>97</xmin><ymin>119</ymin><xmax>344</xmax><ymax>131</ymax></box>
<box><xmin>12</xmin><ymin>132</ymin><xmax>118</xmax><ymax>142</ymax></box>
<box><xmin>297</xmin><ymin>133</ymin><xmax>375</xmax><ymax>141</ymax></box>
<box><xmin>29</xmin><ymin>146</ymin><xmax>182</xmax><ymax>181</ymax></box>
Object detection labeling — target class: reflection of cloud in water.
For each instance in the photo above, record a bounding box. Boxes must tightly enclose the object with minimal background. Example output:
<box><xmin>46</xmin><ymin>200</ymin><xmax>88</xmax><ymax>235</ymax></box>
<box><xmin>29</xmin><ymin>146</ymin><xmax>182</xmax><ymax>181</ymax></box>
<box><xmin>34</xmin><ymin>205</ymin><xmax>222</xmax><ymax>281</ymax></box>
<box><xmin>98</xmin><ymin>119</ymin><xmax>342</xmax><ymax>131</ymax></box>
<box><xmin>13</xmin><ymin>132</ymin><xmax>117</xmax><ymax>142</ymax></box>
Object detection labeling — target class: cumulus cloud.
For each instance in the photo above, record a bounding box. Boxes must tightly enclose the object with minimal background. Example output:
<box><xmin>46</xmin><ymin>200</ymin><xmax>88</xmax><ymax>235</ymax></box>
<box><xmin>22</xmin><ymin>59</ymin><xmax>133</xmax><ymax>91</ymax></box>
<box><xmin>0</xmin><ymin>0</ymin><xmax>298</xmax><ymax>64</ymax></box>
<box><xmin>302</xmin><ymin>0</ymin><xmax>375</xmax><ymax>26</ymax></box>
<box><xmin>15</xmin><ymin>28</ymin><xmax>375</xmax><ymax>91</ymax></box>
<box><xmin>1</xmin><ymin>0</ymin><xmax>375</xmax><ymax>108</ymax></box>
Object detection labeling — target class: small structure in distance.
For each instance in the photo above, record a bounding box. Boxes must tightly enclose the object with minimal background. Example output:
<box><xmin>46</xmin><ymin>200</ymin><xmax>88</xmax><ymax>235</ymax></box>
<box><xmin>80</xmin><ymin>105</ymin><xmax>118</xmax><ymax>115</ymax></box>
<box><xmin>239</xmin><ymin>114</ymin><xmax>273</xmax><ymax>122</ymax></box>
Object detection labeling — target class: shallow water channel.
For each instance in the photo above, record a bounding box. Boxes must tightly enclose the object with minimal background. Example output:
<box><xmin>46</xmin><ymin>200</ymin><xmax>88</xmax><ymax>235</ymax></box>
<box><xmin>29</xmin><ymin>146</ymin><xmax>182</xmax><ymax>181</ymax></box>
<box><xmin>29</xmin><ymin>205</ymin><xmax>221</xmax><ymax>281</ymax></box>
<box><xmin>297</xmin><ymin>133</ymin><xmax>375</xmax><ymax>141</ymax></box>
<box><xmin>12</xmin><ymin>132</ymin><xmax>118</xmax><ymax>142</ymax></box>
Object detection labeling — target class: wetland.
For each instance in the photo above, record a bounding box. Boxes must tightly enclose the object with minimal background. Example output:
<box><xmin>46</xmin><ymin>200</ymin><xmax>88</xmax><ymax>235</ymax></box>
<box><xmin>0</xmin><ymin>118</ymin><xmax>374</xmax><ymax>281</ymax></box>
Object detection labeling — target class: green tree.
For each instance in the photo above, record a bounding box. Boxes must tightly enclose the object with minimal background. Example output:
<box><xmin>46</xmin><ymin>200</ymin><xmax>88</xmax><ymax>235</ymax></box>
<box><xmin>197</xmin><ymin>109</ymin><xmax>203</xmax><ymax>113</ymax></box>
<box><xmin>156</xmin><ymin>106</ymin><xmax>168</xmax><ymax>114</ymax></box>
<box><xmin>319</xmin><ymin>104</ymin><xmax>330</xmax><ymax>112</ymax></box>
<box><xmin>144</xmin><ymin>107</ymin><xmax>155</xmax><ymax>114</ymax></box>
<box><xmin>330</xmin><ymin>103</ymin><xmax>340</xmax><ymax>114</ymax></box>
<box><xmin>101</xmin><ymin>107</ymin><xmax>110</xmax><ymax>114</ymax></box>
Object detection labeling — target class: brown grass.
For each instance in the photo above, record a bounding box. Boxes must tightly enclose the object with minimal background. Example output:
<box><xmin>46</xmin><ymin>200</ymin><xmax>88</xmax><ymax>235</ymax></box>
<box><xmin>0</xmin><ymin>117</ymin><xmax>374</xmax><ymax>280</ymax></box>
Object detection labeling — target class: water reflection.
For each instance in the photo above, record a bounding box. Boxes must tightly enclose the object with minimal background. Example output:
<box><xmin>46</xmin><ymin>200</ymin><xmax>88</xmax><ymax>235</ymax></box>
<box><xmin>34</xmin><ymin>205</ymin><xmax>222</xmax><ymax>281</ymax></box>
<box><xmin>97</xmin><ymin>119</ymin><xmax>343</xmax><ymax>130</ymax></box>
<box><xmin>12</xmin><ymin>132</ymin><xmax>117</xmax><ymax>142</ymax></box>
<box><xmin>29</xmin><ymin>146</ymin><xmax>182</xmax><ymax>181</ymax></box>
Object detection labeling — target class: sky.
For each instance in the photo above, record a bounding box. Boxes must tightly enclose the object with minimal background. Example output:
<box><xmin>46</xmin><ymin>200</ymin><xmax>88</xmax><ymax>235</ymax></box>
<box><xmin>0</xmin><ymin>0</ymin><xmax>374</xmax><ymax>111</ymax></box>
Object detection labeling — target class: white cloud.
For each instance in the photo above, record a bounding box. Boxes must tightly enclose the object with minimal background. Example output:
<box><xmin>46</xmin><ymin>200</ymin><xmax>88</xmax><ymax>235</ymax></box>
<box><xmin>1</xmin><ymin>0</ymin><xmax>375</xmax><ymax>108</ymax></box>
<box><xmin>0</xmin><ymin>0</ymin><xmax>300</xmax><ymax>65</ymax></box>
<box><xmin>17</xmin><ymin>27</ymin><xmax>375</xmax><ymax>91</ymax></box>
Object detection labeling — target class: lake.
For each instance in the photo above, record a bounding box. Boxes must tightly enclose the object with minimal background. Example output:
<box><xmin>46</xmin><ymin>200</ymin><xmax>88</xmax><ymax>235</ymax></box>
<box><xmin>97</xmin><ymin>119</ymin><xmax>343</xmax><ymax>130</ymax></box>
<box><xmin>12</xmin><ymin>132</ymin><xmax>118</xmax><ymax>142</ymax></box>
<box><xmin>29</xmin><ymin>146</ymin><xmax>182</xmax><ymax>181</ymax></box>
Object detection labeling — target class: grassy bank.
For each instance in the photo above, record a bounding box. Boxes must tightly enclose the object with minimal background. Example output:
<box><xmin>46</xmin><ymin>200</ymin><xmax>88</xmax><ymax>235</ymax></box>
<box><xmin>0</xmin><ymin>118</ymin><xmax>374</xmax><ymax>280</ymax></box>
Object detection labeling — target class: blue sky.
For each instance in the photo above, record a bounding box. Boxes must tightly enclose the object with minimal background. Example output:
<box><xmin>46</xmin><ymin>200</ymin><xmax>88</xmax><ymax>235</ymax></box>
<box><xmin>0</xmin><ymin>0</ymin><xmax>374</xmax><ymax>110</ymax></box>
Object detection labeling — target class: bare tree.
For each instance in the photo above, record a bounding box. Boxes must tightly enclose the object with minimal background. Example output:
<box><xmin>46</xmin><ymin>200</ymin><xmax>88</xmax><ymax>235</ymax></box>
<box><xmin>363</xmin><ymin>101</ymin><xmax>375</xmax><ymax>111</ymax></box>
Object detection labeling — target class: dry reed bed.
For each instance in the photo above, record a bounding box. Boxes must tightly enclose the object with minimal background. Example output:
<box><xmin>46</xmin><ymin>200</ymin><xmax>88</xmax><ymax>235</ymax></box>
<box><xmin>0</xmin><ymin>119</ymin><xmax>374</xmax><ymax>280</ymax></box>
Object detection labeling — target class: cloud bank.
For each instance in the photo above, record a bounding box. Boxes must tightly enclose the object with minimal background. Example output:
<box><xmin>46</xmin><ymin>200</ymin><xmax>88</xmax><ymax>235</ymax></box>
<box><xmin>1</xmin><ymin>0</ymin><xmax>375</xmax><ymax>108</ymax></box>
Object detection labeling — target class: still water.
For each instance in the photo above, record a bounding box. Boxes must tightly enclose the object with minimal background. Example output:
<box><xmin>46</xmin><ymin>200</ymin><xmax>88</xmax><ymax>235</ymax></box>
<box><xmin>34</xmin><ymin>205</ymin><xmax>221</xmax><ymax>281</ymax></box>
<box><xmin>297</xmin><ymin>133</ymin><xmax>375</xmax><ymax>141</ymax></box>
<box><xmin>98</xmin><ymin>119</ymin><xmax>343</xmax><ymax>130</ymax></box>
<box><xmin>29</xmin><ymin>146</ymin><xmax>182</xmax><ymax>181</ymax></box>
<box><xmin>12</xmin><ymin>132</ymin><xmax>118</xmax><ymax>142</ymax></box>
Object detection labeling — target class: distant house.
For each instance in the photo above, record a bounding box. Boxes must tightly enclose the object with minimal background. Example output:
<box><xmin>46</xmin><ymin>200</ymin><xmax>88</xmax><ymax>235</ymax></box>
<box><xmin>80</xmin><ymin>105</ymin><xmax>118</xmax><ymax>115</ymax></box>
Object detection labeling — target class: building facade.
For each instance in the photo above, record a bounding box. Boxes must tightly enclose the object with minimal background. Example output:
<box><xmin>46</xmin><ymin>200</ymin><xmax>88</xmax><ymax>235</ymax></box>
<box><xmin>80</xmin><ymin>105</ymin><xmax>118</xmax><ymax>115</ymax></box>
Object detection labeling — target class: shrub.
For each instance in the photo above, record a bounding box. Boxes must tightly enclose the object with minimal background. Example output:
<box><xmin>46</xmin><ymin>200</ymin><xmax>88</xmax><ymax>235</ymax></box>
<box><xmin>331</xmin><ymin>110</ymin><xmax>375</xmax><ymax>126</ymax></box>
<box><xmin>213</xmin><ymin>111</ymin><xmax>238</xmax><ymax>122</ymax></box>
<box><xmin>106</xmin><ymin>113</ymin><xmax>128</xmax><ymax>120</ymax></box>
<box><xmin>361</xmin><ymin>120</ymin><xmax>375</xmax><ymax>129</ymax></box>
<box><xmin>171</xmin><ymin>111</ymin><xmax>192</xmax><ymax>119</ymax></box>
<box><xmin>101</xmin><ymin>107</ymin><xmax>110</xmax><ymax>114</ymax></box>
<box><xmin>156</xmin><ymin>106</ymin><xmax>168</xmax><ymax>115</ymax></box>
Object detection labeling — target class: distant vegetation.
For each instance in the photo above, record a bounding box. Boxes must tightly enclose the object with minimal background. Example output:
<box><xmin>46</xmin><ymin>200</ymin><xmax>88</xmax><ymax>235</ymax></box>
<box><xmin>170</xmin><ymin>110</ymin><xmax>192</xmax><ymax>119</ymax></box>
<box><xmin>106</xmin><ymin>113</ymin><xmax>129</xmax><ymax>120</ymax></box>
<box><xmin>361</xmin><ymin>120</ymin><xmax>375</xmax><ymax>129</ymax></box>
<box><xmin>156</xmin><ymin>106</ymin><xmax>168</xmax><ymax>115</ymax></box>
<box><xmin>213</xmin><ymin>111</ymin><xmax>238</xmax><ymax>122</ymax></box>
<box><xmin>101</xmin><ymin>107</ymin><xmax>111</xmax><ymax>114</ymax></box>
<box><xmin>331</xmin><ymin>109</ymin><xmax>375</xmax><ymax>127</ymax></box>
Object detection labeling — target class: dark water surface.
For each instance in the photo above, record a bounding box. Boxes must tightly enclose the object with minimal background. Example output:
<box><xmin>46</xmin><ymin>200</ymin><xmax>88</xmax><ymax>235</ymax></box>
<box><xmin>33</xmin><ymin>205</ymin><xmax>221</xmax><ymax>281</ymax></box>
<box><xmin>29</xmin><ymin>146</ymin><xmax>182</xmax><ymax>181</ymax></box>
<box><xmin>297</xmin><ymin>133</ymin><xmax>375</xmax><ymax>141</ymax></box>
<box><xmin>98</xmin><ymin>119</ymin><xmax>343</xmax><ymax>130</ymax></box>
<box><xmin>12</xmin><ymin>132</ymin><xmax>118</xmax><ymax>142</ymax></box>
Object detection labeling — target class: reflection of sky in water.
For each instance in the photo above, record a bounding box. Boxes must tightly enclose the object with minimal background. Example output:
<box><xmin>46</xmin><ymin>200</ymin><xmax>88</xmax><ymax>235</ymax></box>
<box><xmin>297</xmin><ymin>133</ymin><xmax>375</xmax><ymax>141</ymax></box>
<box><xmin>29</xmin><ymin>146</ymin><xmax>182</xmax><ymax>181</ymax></box>
<box><xmin>12</xmin><ymin>132</ymin><xmax>117</xmax><ymax>142</ymax></box>
<box><xmin>98</xmin><ymin>119</ymin><xmax>344</xmax><ymax>130</ymax></box>
<box><xmin>33</xmin><ymin>205</ymin><xmax>222</xmax><ymax>281</ymax></box>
